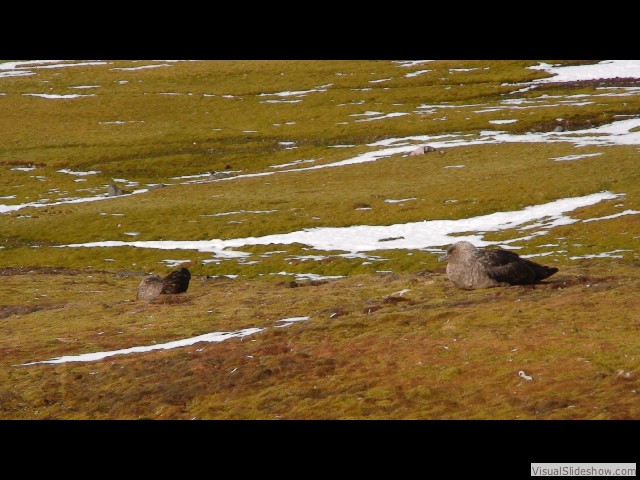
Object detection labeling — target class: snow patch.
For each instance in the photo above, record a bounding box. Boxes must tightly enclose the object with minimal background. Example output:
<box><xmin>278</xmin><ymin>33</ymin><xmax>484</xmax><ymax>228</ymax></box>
<box><xmin>356</xmin><ymin>112</ymin><xmax>409</xmax><ymax>122</ymax></box>
<box><xmin>570</xmin><ymin>250</ymin><xmax>631</xmax><ymax>260</ymax></box>
<box><xmin>111</xmin><ymin>64</ymin><xmax>172</xmax><ymax>71</ymax></box>
<box><xmin>200</xmin><ymin>209</ymin><xmax>277</xmax><ymax>217</ymax></box>
<box><xmin>582</xmin><ymin>210</ymin><xmax>640</xmax><ymax>223</ymax></box>
<box><xmin>530</xmin><ymin>60</ymin><xmax>640</xmax><ymax>83</ymax></box>
<box><xmin>270</xmin><ymin>159</ymin><xmax>316</xmax><ymax>169</ymax></box>
<box><xmin>162</xmin><ymin>259</ymin><xmax>192</xmax><ymax>267</ymax></box>
<box><xmin>350</xmin><ymin>111</ymin><xmax>383</xmax><ymax>117</ymax></box>
<box><xmin>23</xmin><ymin>93</ymin><xmax>96</xmax><ymax>99</ymax></box>
<box><xmin>22</xmin><ymin>327</ymin><xmax>264</xmax><ymax>365</ymax></box>
<box><xmin>385</xmin><ymin>198</ymin><xmax>417</xmax><ymax>204</ymax></box>
<box><xmin>60</xmin><ymin>191</ymin><xmax>622</xmax><ymax>256</ymax></box>
<box><xmin>394</xmin><ymin>61</ymin><xmax>434</xmax><ymax>68</ymax></box>
<box><xmin>57</xmin><ymin>169</ymin><xmax>100</xmax><ymax>176</ymax></box>
<box><xmin>405</xmin><ymin>69</ymin><xmax>431</xmax><ymax>78</ymax></box>
<box><xmin>489</xmin><ymin>119</ymin><xmax>518</xmax><ymax>124</ymax></box>
<box><xmin>551</xmin><ymin>153</ymin><xmax>603</xmax><ymax>162</ymax></box>
<box><xmin>260</xmin><ymin>99</ymin><xmax>302</xmax><ymax>104</ymax></box>
<box><xmin>275</xmin><ymin>316</ymin><xmax>311</xmax><ymax>328</ymax></box>
<box><xmin>259</xmin><ymin>84</ymin><xmax>331</xmax><ymax>97</ymax></box>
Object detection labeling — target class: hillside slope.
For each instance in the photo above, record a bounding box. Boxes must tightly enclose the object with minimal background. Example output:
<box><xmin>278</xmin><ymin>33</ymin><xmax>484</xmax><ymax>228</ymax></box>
<box><xmin>0</xmin><ymin>60</ymin><xmax>638</xmax><ymax>419</ymax></box>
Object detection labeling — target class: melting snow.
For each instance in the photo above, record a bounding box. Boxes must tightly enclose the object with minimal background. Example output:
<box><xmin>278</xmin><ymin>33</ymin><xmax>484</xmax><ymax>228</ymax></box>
<box><xmin>261</xmin><ymin>99</ymin><xmax>302</xmax><ymax>104</ymax></box>
<box><xmin>162</xmin><ymin>259</ymin><xmax>191</xmax><ymax>267</ymax></box>
<box><xmin>356</xmin><ymin>112</ymin><xmax>409</xmax><ymax>122</ymax></box>
<box><xmin>272</xmin><ymin>272</ymin><xmax>345</xmax><ymax>282</ymax></box>
<box><xmin>57</xmin><ymin>169</ymin><xmax>100</xmax><ymax>176</ymax></box>
<box><xmin>111</xmin><ymin>64</ymin><xmax>172</xmax><ymax>71</ymax></box>
<box><xmin>23</xmin><ymin>93</ymin><xmax>96</xmax><ymax>99</ymax></box>
<box><xmin>582</xmin><ymin>209</ymin><xmax>640</xmax><ymax>223</ymax></box>
<box><xmin>394</xmin><ymin>60</ymin><xmax>434</xmax><ymax>68</ymax></box>
<box><xmin>385</xmin><ymin>198</ymin><xmax>417</xmax><ymax>204</ymax></box>
<box><xmin>551</xmin><ymin>153</ymin><xmax>603</xmax><ymax>162</ymax></box>
<box><xmin>405</xmin><ymin>69</ymin><xmax>431</xmax><ymax>78</ymax></box>
<box><xmin>22</xmin><ymin>327</ymin><xmax>264</xmax><ymax>365</ymax></box>
<box><xmin>350</xmin><ymin>111</ymin><xmax>383</xmax><ymax>117</ymax></box>
<box><xmin>60</xmin><ymin>191</ymin><xmax>627</xmax><ymax>256</ymax></box>
<box><xmin>0</xmin><ymin>61</ymin><xmax>108</xmax><ymax>79</ymax></box>
<box><xmin>0</xmin><ymin>188</ymin><xmax>149</xmax><ymax>214</ymax></box>
<box><xmin>10</xmin><ymin>166</ymin><xmax>36</xmax><ymax>171</ymax></box>
<box><xmin>34</xmin><ymin>61</ymin><xmax>108</xmax><ymax>70</ymax></box>
<box><xmin>274</xmin><ymin>316</ymin><xmax>311</xmax><ymax>328</ymax></box>
<box><xmin>259</xmin><ymin>85</ymin><xmax>331</xmax><ymax>97</ymax></box>
<box><xmin>570</xmin><ymin>250</ymin><xmax>631</xmax><ymax>260</ymax></box>
<box><xmin>201</xmin><ymin>209</ymin><xmax>277</xmax><ymax>217</ymax></box>
<box><xmin>270</xmin><ymin>159</ymin><xmax>316</xmax><ymax>169</ymax></box>
<box><xmin>489</xmin><ymin>119</ymin><xmax>518</xmax><ymax>124</ymax></box>
<box><xmin>530</xmin><ymin>60</ymin><xmax>640</xmax><ymax>83</ymax></box>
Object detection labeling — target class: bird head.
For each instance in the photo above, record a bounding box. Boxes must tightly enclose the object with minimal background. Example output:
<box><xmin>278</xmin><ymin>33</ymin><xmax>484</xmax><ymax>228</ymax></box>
<box><xmin>439</xmin><ymin>241</ymin><xmax>477</xmax><ymax>262</ymax></box>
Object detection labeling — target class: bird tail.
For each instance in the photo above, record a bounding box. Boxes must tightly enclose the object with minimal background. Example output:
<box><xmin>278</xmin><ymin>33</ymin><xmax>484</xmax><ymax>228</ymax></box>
<box><xmin>532</xmin><ymin>264</ymin><xmax>558</xmax><ymax>281</ymax></box>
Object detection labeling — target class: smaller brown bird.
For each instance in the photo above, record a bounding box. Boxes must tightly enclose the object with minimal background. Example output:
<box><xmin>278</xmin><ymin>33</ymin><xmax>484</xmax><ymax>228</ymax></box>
<box><xmin>438</xmin><ymin>241</ymin><xmax>558</xmax><ymax>290</ymax></box>
<box><xmin>137</xmin><ymin>267</ymin><xmax>191</xmax><ymax>300</ymax></box>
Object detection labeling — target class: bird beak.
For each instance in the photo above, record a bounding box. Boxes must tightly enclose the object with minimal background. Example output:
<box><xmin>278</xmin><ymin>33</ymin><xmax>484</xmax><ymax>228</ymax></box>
<box><xmin>438</xmin><ymin>252</ymin><xmax>448</xmax><ymax>262</ymax></box>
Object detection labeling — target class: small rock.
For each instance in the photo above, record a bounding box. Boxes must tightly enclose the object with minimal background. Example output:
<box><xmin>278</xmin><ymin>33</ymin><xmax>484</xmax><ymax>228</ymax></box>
<box><xmin>210</xmin><ymin>171</ymin><xmax>230</xmax><ymax>179</ymax></box>
<box><xmin>518</xmin><ymin>370</ymin><xmax>533</xmax><ymax>381</ymax></box>
<box><xmin>107</xmin><ymin>184</ymin><xmax>123</xmax><ymax>197</ymax></box>
<box><xmin>553</xmin><ymin>125</ymin><xmax>565</xmax><ymax>132</ymax></box>
<box><xmin>616</xmin><ymin>370</ymin><xmax>634</xmax><ymax>381</ymax></box>
<box><xmin>322</xmin><ymin>306</ymin><xmax>349</xmax><ymax>318</ymax></box>
<box><xmin>410</xmin><ymin>145</ymin><xmax>437</xmax><ymax>156</ymax></box>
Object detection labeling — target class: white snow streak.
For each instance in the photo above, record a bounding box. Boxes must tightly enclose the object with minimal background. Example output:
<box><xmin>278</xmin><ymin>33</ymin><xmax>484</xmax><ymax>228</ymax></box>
<box><xmin>57</xmin><ymin>169</ymin><xmax>100</xmax><ymax>176</ymax></box>
<box><xmin>22</xmin><ymin>327</ymin><xmax>264</xmax><ymax>365</ymax></box>
<box><xmin>405</xmin><ymin>69</ymin><xmax>432</xmax><ymax>78</ymax></box>
<box><xmin>111</xmin><ymin>64</ymin><xmax>172</xmax><ymax>71</ymax></box>
<box><xmin>582</xmin><ymin>209</ymin><xmax>640</xmax><ymax>223</ymax></box>
<box><xmin>60</xmin><ymin>191</ymin><xmax>626</xmax><ymax>257</ymax></box>
<box><xmin>23</xmin><ymin>93</ymin><xmax>95</xmax><ymax>99</ymax></box>
<box><xmin>530</xmin><ymin>60</ymin><xmax>640</xmax><ymax>83</ymax></box>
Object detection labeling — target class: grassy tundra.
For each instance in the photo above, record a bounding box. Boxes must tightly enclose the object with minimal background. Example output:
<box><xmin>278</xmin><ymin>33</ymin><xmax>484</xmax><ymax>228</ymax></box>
<box><xmin>0</xmin><ymin>60</ymin><xmax>638</xmax><ymax>419</ymax></box>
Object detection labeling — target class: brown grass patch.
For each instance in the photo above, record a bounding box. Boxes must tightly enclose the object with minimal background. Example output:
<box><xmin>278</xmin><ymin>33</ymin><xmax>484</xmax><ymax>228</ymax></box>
<box><xmin>0</xmin><ymin>266</ymin><xmax>92</xmax><ymax>276</ymax></box>
<box><xmin>147</xmin><ymin>294</ymin><xmax>194</xmax><ymax>305</ymax></box>
<box><xmin>0</xmin><ymin>302</ymin><xmax>65</xmax><ymax>319</ymax></box>
<box><xmin>383</xmin><ymin>296</ymin><xmax>415</xmax><ymax>305</ymax></box>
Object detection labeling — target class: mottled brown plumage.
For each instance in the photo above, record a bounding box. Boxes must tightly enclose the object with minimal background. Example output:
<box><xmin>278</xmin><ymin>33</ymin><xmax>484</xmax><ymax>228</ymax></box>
<box><xmin>438</xmin><ymin>241</ymin><xmax>558</xmax><ymax>290</ymax></box>
<box><xmin>160</xmin><ymin>267</ymin><xmax>191</xmax><ymax>294</ymax></box>
<box><xmin>137</xmin><ymin>267</ymin><xmax>191</xmax><ymax>300</ymax></box>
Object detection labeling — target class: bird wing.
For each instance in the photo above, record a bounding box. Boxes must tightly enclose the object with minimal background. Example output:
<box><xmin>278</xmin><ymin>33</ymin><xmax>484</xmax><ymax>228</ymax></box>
<box><xmin>480</xmin><ymin>249</ymin><xmax>535</xmax><ymax>284</ymax></box>
<box><xmin>161</xmin><ymin>269</ymin><xmax>191</xmax><ymax>294</ymax></box>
